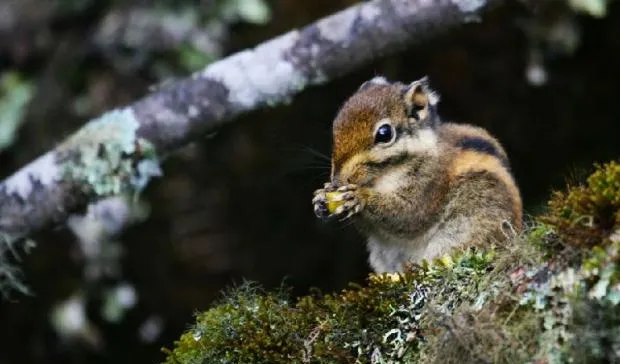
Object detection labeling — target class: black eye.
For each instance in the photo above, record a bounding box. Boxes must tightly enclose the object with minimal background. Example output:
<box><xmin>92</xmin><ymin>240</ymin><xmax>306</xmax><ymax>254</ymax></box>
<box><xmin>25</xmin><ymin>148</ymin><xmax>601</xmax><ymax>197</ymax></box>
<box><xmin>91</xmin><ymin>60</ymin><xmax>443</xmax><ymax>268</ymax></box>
<box><xmin>374</xmin><ymin>124</ymin><xmax>395</xmax><ymax>144</ymax></box>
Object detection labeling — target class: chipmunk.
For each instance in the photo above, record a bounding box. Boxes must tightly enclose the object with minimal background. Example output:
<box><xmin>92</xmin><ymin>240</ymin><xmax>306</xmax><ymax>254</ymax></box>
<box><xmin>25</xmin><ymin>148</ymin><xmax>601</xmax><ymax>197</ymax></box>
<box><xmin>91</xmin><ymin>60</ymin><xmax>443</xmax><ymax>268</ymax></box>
<box><xmin>312</xmin><ymin>76</ymin><xmax>522</xmax><ymax>273</ymax></box>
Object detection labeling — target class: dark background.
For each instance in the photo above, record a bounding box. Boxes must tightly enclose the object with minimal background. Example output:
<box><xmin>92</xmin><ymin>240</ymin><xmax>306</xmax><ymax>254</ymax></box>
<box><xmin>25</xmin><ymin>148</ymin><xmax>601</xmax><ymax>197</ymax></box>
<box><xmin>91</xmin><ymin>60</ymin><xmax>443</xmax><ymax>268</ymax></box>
<box><xmin>0</xmin><ymin>0</ymin><xmax>618</xmax><ymax>363</ymax></box>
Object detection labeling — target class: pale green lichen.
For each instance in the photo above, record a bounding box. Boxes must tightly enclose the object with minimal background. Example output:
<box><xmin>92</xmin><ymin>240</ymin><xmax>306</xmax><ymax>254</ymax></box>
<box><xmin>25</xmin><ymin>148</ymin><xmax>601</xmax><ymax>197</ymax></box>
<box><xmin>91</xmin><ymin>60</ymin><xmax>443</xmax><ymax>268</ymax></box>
<box><xmin>451</xmin><ymin>0</ymin><xmax>486</xmax><ymax>13</ymax></box>
<box><xmin>0</xmin><ymin>72</ymin><xmax>34</xmax><ymax>152</ymax></box>
<box><xmin>59</xmin><ymin>107</ymin><xmax>162</xmax><ymax>198</ymax></box>
<box><xmin>518</xmin><ymin>239</ymin><xmax>620</xmax><ymax>363</ymax></box>
<box><xmin>568</xmin><ymin>0</ymin><xmax>608</xmax><ymax>18</ymax></box>
<box><xmin>220</xmin><ymin>0</ymin><xmax>272</xmax><ymax>25</ymax></box>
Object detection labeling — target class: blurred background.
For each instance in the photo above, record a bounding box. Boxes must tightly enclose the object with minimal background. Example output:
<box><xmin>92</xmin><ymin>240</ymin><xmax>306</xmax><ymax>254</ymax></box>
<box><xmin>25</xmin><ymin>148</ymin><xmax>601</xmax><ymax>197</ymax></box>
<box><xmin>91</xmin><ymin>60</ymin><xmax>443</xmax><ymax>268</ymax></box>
<box><xmin>0</xmin><ymin>0</ymin><xmax>618</xmax><ymax>363</ymax></box>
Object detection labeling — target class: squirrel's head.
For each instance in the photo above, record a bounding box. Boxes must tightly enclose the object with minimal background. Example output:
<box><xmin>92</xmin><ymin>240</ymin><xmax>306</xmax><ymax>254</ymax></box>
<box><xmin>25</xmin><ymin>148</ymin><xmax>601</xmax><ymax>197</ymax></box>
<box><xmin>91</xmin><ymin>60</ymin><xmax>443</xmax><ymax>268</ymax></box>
<box><xmin>330</xmin><ymin>76</ymin><xmax>441</xmax><ymax>186</ymax></box>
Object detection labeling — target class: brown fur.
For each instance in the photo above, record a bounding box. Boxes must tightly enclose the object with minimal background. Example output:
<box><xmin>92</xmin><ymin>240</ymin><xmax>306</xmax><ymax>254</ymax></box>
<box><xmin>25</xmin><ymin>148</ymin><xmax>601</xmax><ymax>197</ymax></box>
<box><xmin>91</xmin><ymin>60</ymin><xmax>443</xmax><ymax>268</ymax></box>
<box><xmin>331</xmin><ymin>85</ymin><xmax>408</xmax><ymax>182</ymax></box>
<box><xmin>314</xmin><ymin>77</ymin><xmax>523</xmax><ymax>272</ymax></box>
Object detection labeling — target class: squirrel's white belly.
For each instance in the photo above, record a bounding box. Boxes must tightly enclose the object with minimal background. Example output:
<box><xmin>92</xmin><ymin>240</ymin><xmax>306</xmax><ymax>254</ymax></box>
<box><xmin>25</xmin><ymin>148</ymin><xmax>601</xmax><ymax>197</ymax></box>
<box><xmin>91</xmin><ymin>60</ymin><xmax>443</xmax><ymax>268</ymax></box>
<box><xmin>366</xmin><ymin>216</ymin><xmax>473</xmax><ymax>273</ymax></box>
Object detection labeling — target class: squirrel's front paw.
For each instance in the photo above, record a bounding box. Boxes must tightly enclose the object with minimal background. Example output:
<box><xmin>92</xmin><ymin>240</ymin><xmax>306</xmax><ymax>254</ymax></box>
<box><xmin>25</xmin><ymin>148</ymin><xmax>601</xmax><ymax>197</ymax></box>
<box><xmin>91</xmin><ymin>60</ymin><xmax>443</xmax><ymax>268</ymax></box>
<box><xmin>312</xmin><ymin>183</ymin><xmax>362</xmax><ymax>221</ymax></box>
<box><xmin>312</xmin><ymin>182</ymin><xmax>336</xmax><ymax>220</ymax></box>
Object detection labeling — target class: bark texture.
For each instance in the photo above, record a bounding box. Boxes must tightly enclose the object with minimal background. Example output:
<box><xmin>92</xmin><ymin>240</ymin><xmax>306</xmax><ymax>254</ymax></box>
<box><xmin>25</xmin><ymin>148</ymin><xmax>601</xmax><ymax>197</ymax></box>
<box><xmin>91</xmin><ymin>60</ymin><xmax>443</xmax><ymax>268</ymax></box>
<box><xmin>0</xmin><ymin>0</ymin><xmax>498</xmax><ymax>239</ymax></box>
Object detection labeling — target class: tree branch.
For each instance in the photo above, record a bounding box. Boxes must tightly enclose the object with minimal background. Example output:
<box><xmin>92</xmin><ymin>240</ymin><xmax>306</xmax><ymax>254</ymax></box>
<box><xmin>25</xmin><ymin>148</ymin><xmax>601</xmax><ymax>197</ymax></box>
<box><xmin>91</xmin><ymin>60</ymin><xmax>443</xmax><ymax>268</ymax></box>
<box><xmin>0</xmin><ymin>0</ymin><xmax>499</xmax><ymax>239</ymax></box>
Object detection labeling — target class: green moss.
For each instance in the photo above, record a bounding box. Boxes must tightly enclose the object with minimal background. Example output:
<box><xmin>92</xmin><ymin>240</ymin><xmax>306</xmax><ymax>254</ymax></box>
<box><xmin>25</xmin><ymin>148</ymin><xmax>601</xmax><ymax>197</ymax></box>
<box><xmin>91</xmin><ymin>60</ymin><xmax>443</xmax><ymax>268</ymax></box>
<box><xmin>541</xmin><ymin>161</ymin><xmax>620</xmax><ymax>248</ymax></box>
<box><xmin>164</xmin><ymin>249</ymin><xmax>497</xmax><ymax>364</ymax></box>
<box><xmin>59</xmin><ymin>108</ymin><xmax>162</xmax><ymax>198</ymax></box>
<box><xmin>163</xmin><ymin>161</ymin><xmax>620</xmax><ymax>364</ymax></box>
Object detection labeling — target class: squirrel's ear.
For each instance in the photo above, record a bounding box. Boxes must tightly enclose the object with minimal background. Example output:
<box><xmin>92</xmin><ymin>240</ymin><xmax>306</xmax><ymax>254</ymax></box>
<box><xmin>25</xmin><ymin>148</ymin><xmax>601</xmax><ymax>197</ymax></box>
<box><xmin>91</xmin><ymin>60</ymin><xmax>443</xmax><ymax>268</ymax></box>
<box><xmin>403</xmin><ymin>76</ymin><xmax>440</xmax><ymax>123</ymax></box>
<box><xmin>359</xmin><ymin>76</ymin><xmax>390</xmax><ymax>91</ymax></box>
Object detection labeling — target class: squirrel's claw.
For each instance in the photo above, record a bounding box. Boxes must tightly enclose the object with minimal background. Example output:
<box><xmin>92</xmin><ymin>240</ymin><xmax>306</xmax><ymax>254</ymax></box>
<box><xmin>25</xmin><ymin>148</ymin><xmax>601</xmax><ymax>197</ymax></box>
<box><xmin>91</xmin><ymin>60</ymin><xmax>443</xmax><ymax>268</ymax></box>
<box><xmin>336</xmin><ymin>184</ymin><xmax>357</xmax><ymax>193</ymax></box>
<box><xmin>312</xmin><ymin>189</ymin><xmax>330</xmax><ymax>220</ymax></box>
<box><xmin>333</xmin><ymin>198</ymin><xmax>362</xmax><ymax>221</ymax></box>
<box><xmin>314</xmin><ymin>201</ymin><xmax>331</xmax><ymax>220</ymax></box>
<box><xmin>312</xmin><ymin>183</ymin><xmax>362</xmax><ymax>221</ymax></box>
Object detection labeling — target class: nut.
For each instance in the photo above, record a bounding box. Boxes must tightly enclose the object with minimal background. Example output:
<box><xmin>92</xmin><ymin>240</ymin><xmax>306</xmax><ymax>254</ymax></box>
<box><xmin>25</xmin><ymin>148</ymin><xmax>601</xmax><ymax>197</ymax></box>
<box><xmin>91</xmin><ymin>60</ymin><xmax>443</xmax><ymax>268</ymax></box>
<box><xmin>325</xmin><ymin>191</ymin><xmax>344</xmax><ymax>214</ymax></box>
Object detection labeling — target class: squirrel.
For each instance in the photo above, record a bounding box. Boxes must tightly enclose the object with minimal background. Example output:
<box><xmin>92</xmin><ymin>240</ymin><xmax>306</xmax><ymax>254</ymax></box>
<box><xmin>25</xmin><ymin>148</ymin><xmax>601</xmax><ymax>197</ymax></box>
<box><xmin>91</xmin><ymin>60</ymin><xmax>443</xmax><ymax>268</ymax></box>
<box><xmin>312</xmin><ymin>76</ymin><xmax>523</xmax><ymax>273</ymax></box>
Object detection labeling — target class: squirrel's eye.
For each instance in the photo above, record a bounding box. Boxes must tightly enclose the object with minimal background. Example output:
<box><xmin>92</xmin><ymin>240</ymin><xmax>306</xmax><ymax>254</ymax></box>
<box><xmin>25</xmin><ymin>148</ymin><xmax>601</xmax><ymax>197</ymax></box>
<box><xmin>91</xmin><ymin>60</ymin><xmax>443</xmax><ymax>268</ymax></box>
<box><xmin>374</xmin><ymin>124</ymin><xmax>395</xmax><ymax>144</ymax></box>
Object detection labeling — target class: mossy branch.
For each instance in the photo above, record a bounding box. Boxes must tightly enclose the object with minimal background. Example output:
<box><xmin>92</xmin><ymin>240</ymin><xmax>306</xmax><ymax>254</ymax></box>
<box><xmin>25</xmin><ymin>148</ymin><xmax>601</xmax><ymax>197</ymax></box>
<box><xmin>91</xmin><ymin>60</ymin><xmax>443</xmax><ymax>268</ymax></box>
<box><xmin>163</xmin><ymin>161</ymin><xmax>620</xmax><ymax>363</ymax></box>
<box><xmin>0</xmin><ymin>0</ymin><xmax>500</xmax><ymax>240</ymax></box>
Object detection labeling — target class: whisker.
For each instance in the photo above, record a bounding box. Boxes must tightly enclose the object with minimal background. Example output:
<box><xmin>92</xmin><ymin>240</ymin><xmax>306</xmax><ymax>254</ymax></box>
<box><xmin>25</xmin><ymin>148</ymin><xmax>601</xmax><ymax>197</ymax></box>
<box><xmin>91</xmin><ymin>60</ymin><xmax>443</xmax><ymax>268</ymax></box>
<box><xmin>271</xmin><ymin>169</ymin><xmax>330</xmax><ymax>191</ymax></box>
<box><xmin>301</xmin><ymin>146</ymin><xmax>331</xmax><ymax>162</ymax></box>
<box><xmin>283</xmin><ymin>144</ymin><xmax>331</xmax><ymax>162</ymax></box>
<box><xmin>290</xmin><ymin>166</ymin><xmax>332</xmax><ymax>170</ymax></box>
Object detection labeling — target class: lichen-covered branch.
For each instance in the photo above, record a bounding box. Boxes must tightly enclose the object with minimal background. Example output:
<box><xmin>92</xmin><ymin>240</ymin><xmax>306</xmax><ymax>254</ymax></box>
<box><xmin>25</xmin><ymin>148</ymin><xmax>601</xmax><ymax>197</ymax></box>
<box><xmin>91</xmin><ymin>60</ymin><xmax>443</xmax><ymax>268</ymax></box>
<box><xmin>0</xmin><ymin>0</ymin><xmax>499</xmax><ymax>239</ymax></box>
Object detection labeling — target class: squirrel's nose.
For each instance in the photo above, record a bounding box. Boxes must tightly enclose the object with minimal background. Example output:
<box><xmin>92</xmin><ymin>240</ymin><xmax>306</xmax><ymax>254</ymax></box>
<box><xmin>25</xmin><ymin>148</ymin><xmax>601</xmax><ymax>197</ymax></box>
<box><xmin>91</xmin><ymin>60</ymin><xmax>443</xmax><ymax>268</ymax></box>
<box><xmin>331</xmin><ymin>163</ymin><xmax>356</xmax><ymax>187</ymax></box>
